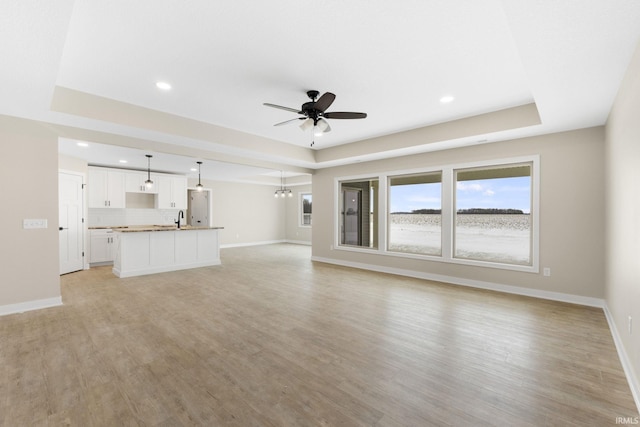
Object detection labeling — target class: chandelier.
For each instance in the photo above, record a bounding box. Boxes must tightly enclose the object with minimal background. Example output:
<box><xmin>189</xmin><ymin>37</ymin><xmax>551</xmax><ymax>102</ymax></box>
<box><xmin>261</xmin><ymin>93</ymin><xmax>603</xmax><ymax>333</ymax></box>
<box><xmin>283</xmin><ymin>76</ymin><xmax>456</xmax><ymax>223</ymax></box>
<box><xmin>274</xmin><ymin>171</ymin><xmax>293</xmax><ymax>198</ymax></box>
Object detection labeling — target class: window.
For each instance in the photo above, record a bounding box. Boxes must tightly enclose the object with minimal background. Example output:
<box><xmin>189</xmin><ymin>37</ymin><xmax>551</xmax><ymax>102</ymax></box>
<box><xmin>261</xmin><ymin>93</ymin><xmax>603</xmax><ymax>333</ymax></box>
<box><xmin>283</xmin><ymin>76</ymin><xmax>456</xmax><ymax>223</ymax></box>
<box><xmin>335</xmin><ymin>156</ymin><xmax>538</xmax><ymax>272</ymax></box>
<box><xmin>300</xmin><ymin>193</ymin><xmax>312</xmax><ymax>226</ymax></box>
<box><xmin>388</xmin><ymin>172</ymin><xmax>442</xmax><ymax>256</ymax></box>
<box><xmin>339</xmin><ymin>178</ymin><xmax>379</xmax><ymax>249</ymax></box>
<box><xmin>454</xmin><ymin>163</ymin><xmax>532</xmax><ymax>266</ymax></box>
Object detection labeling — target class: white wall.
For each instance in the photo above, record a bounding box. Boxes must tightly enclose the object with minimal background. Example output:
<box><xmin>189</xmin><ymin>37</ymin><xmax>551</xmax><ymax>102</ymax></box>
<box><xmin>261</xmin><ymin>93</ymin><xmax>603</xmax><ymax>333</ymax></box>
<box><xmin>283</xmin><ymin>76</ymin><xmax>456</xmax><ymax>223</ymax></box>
<box><xmin>605</xmin><ymin>39</ymin><xmax>640</xmax><ymax>405</ymax></box>
<box><xmin>312</xmin><ymin>127</ymin><xmax>606</xmax><ymax>301</ymax></box>
<box><xmin>0</xmin><ymin>116</ymin><xmax>61</xmax><ymax>312</ymax></box>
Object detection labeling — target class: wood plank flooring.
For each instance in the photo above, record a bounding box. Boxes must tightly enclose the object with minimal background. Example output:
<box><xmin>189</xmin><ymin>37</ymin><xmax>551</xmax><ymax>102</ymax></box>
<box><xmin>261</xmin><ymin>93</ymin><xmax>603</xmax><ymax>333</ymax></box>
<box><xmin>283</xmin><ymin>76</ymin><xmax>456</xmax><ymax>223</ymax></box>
<box><xmin>1</xmin><ymin>243</ymin><xmax>637</xmax><ymax>426</ymax></box>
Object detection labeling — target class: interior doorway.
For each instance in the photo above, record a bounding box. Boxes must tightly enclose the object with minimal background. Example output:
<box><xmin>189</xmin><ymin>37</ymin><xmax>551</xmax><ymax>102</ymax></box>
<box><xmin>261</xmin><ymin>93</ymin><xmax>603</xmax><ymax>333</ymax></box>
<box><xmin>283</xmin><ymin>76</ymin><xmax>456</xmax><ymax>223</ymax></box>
<box><xmin>188</xmin><ymin>188</ymin><xmax>211</xmax><ymax>227</ymax></box>
<box><xmin>59</xmin><ymin>171</ymin><xmax>84</xmax><ymax>274</ymax></box>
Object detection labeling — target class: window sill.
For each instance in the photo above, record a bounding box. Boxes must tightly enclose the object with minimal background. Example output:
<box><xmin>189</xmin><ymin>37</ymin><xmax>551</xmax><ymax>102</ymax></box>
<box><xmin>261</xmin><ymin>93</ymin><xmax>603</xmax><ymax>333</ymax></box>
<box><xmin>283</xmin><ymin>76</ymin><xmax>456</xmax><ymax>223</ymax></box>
<box><xmin>335</xmin><ymin>245</ymin><xmax>538</xmax><ymax>274</ymax></box>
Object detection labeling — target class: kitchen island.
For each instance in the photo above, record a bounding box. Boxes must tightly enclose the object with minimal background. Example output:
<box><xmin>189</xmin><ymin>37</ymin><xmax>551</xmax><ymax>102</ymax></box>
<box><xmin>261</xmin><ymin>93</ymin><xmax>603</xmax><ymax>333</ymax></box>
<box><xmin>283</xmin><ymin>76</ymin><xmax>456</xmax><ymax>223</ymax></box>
<box><xmin>112</xmin><ymin>226</ymin><xmax>223</xmax><ymax>278</ymax></box>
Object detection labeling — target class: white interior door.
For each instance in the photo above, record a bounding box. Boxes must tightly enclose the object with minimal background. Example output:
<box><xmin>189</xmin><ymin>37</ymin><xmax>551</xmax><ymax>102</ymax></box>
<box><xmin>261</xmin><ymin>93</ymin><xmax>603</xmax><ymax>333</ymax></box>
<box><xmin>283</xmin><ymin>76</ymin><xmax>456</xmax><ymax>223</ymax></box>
<box><xmin>59</xmin><ymin>172</ymin><xmax>84</xmax><ymax>274</ymax></box>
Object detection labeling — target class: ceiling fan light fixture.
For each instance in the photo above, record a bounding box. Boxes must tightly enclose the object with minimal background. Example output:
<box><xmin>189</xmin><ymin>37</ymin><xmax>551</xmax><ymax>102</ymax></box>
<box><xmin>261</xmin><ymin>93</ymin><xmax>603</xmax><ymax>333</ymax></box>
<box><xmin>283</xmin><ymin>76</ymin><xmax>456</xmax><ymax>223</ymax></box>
<box><xmin>299</xmin><ymin>118</ymin><xmax>313</xmax><ymax>132</ymax></box>
<box><xmin>316</xmin><ymin>118</ymin><xmax>331</xmax><ymax>135</ymax></box>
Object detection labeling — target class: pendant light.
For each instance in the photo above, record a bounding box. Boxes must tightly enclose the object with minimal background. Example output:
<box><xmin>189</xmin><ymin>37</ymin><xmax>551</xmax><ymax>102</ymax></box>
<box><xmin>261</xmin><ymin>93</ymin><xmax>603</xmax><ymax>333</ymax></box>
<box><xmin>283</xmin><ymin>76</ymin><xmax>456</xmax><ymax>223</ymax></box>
<box><xmin>144</xmin><ymin>154</ymin><xmax>153</xmax><ymax>188</ymax></box>
<box><xmin>274</xmin><ymin>170</ymin><xmax>292</xmax><ymax>198</ymax></box>
<box><xmin>196</xmin><ymin>161</ymin><xmax>203</xmax><ymax>192</ymax></box>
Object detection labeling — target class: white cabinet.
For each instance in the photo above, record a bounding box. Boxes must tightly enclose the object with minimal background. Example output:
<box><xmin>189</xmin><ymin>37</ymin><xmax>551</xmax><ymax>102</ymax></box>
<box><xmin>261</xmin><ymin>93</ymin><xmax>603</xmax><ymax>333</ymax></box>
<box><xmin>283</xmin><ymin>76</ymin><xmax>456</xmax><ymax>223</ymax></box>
<box><xmin>125</xmin><ymin>171</ymin><xmax>159</xmax><ymax>194</ymax></box>
<box><xmin>113</xmin><ymin>228</ymin><xmax>221</xmax><ymax>278</ymax></box>
<box><xmin>156</xmin><ymin>175</ymin><xmax>187</xmax><ymax>209</ymax></box>
<box><xmin>88</xmin><ymin>168</ymin><xmax>126</xmax><ymax>208</ymax></box>
<box><xmin>88</xmin><ymin>167</ymin><xmax>186</xmax><ymax>209</ymax></box>
<box><xmin>90</xmin><ymin>229</ymin><xmax>117</xmax><ymax>263</ymax></box>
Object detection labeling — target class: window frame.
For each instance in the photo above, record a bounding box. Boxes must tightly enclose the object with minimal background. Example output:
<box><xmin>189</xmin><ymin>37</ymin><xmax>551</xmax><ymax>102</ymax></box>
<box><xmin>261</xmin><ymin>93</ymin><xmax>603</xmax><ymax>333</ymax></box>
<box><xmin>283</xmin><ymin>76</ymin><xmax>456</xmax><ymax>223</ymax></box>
<box><xmin>334</xmin><ymin>156</ymin><xmax>540</xmax><ymax>273</ymax></box>
<box><xmin>453</xmin><ymin>162</ymin><xmax>534</xmax><ymax>267</ymax></box>
<box><xmin>334</xmin><ymin>174</ymin><xmax>381</xmax><ymax>252</ymax></box>
<box><xmin>299</xmin><ymin>192</ymin><xmax>312</xmax><ymax>228</ymax></box>
<box><xmin>387</xmin><ymin>170</ymin><xmax>443</xmax><ymax>257</ymax></box>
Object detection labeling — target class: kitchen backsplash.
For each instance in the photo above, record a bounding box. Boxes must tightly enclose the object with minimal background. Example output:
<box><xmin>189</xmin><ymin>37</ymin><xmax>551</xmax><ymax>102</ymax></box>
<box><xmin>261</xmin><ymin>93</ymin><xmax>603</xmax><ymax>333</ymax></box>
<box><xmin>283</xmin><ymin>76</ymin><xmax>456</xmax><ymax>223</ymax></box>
<box><xmin>88</xmin><ymin>208</ymin><xmax>184</xmax><ymax>227</ymax></box>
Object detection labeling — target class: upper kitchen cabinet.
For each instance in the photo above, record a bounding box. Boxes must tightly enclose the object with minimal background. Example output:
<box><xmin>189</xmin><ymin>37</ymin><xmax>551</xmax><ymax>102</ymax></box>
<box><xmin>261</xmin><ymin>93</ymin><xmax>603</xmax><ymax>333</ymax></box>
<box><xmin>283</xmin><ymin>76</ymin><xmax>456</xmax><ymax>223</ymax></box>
<box><xmin>156</xmin><ymin>175</ymin><xmax>187</xmax><ymax>209</ymax></box>
<box><xmin>88</xmin><ymin>167</ymin><xmax>126</xmax><ymax>208</ymax></box>
<box><xmin>125</xmin><ymin>171</ymin><xmax>159</xmax><ymax>194</ymax></box>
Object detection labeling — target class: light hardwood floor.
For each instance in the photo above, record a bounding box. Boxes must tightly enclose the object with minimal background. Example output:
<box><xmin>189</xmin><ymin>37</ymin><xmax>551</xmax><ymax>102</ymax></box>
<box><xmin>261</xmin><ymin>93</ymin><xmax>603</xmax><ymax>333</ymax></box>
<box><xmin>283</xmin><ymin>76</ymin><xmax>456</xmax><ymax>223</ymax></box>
<box><xmin>1</xmin><ymin>244</ymin><xmax>637</xmax><ymax>426</ymax></box>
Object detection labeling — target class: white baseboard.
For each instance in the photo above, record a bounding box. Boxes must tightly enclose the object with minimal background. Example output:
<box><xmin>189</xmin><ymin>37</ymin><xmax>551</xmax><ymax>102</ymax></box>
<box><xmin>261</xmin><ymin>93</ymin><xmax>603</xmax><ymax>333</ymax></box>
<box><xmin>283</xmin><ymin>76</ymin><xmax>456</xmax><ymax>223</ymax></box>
<box><xmin>221</xmin><ymin>239</ymin><xmax>285</xmax><ymax>249</ymax></box>
<box><xmin>0</xmin><ymin>296</ymin><xmax>63</xmax><ymax>317</ymax></box>
<box><xmin>311</xmin><ymin>255</ymin><xmax>605</xmax><ymax>307</ymax></box>
<box><xmin>604</xmin><ymin>304</ymin><xmax>640</xmax><ymax>413</ymax></box>
<box><xmin>284</xmin><ymin>239</ymin><xmax>312</xmax><ymax>246</ymax></box>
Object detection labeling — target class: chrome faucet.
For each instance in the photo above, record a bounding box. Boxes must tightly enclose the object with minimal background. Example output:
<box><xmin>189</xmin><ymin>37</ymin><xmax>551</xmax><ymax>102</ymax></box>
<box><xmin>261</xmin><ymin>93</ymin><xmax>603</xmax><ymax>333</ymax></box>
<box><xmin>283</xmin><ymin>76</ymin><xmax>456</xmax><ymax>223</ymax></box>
<box><xmin>175</xmin><ymin>210</ymin><xmax>184</xmax><ymax>229</ymax></box>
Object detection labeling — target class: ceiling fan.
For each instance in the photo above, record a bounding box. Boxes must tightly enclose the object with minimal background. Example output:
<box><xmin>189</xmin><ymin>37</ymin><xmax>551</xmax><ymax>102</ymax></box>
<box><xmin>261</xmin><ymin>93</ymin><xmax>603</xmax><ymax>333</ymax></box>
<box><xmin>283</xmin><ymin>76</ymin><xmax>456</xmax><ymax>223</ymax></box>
<box><xmin>264</xmin><ymin>90</ymin><xmax>367</xmax><ymax>146</ymax></box>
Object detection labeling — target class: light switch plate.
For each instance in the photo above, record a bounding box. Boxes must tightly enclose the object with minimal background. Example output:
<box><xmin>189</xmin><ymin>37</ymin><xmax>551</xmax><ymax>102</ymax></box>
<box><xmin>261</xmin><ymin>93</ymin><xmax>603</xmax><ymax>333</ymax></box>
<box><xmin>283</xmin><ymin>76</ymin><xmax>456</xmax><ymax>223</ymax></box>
<box><xmin>23</xmin><ymin>219</ymin><xmax>48</xmax><ymax>229</ymax></box>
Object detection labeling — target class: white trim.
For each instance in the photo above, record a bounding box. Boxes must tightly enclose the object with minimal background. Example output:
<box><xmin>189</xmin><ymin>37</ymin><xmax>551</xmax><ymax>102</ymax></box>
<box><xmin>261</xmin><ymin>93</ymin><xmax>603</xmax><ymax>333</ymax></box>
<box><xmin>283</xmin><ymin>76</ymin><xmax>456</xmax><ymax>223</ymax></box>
<box><xmin>299</xmin><ymin>191</ymin><xmax>312</xmax><ymax>228</ymax></box>
<box><xmin>603</xmin><ymin>304</ymin><xmax>640</xmax><ymax>413</ymax></box>
<box><xmin>285</xmin><ymin>239</ymin><xmax>312</xmax><ymax>246</ymax></box>
<box><xmin>310</xmin><ymin>255</ymin><xmax>604</xmax><ymax>307</ymax></box>
<box><xmin>334</xmin><ymin>155</ymin><xmax>540</xmax><ymax>273</ymax></box>
<box><xmin>221</xmin><ymin>239</ymin><xmax>286</xmax><ymax>249</ymax></box>
<box><xmin>0</xmin><ymin>297</ymin><xmax>63</xmax><ymax>317</ymax></box>
<box><xmin>333</xmin><ymin>244</ymin><xmax>538</xmax><ymax>273</ymax></box>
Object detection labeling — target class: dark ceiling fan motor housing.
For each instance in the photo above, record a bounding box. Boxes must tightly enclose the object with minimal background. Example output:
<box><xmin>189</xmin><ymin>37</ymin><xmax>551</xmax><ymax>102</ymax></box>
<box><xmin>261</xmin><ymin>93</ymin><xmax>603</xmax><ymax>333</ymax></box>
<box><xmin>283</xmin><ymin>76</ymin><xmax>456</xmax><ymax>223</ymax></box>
<box><xmin>264</xmin><ymin>89</ymin><xmax>367</xmax><ymax>146</ymax></box>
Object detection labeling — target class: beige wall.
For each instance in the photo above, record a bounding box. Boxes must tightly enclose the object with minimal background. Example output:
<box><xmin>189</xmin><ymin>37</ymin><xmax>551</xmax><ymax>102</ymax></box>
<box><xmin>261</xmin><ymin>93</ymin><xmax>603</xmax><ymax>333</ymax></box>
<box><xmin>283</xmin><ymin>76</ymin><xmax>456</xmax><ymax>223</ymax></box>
<box><xmin>284</xmin><ymin>184</ymin><xmax>312</xmax><ymax>244</ymax></box>
<box><xmin>312</xmin><ymin>127</ymin><xmax>606</xmax><ymax>299</ymax></box>
<box><xmin>188</xmin><ymin>178</ymin><xmax>287</xmax><ymax>246</ymax></box>
<box><xmin>0</xmin><ymin>115</ymin><xmax>61</xmax><ymax>307</ymax></box>
<box><xmin>605</xmin><ymin>39</ymin><xmax>640</xmax><ymax>401</ymax></box>
<box><xmin>58</xmin><ymin>153</ymin><xmax>88</xmax><ymax>174</ymax></box>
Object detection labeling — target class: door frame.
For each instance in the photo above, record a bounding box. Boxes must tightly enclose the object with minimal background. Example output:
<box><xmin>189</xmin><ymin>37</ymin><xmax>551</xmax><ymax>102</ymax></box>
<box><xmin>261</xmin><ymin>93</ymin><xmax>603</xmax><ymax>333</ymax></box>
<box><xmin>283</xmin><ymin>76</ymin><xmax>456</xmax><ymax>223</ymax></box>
<box><xmin>341</xmin><ymin>187</ymin><xmax>363</xmax><ymax>246</ymax></box>
<box><xmin>187</xmin><ymin>187</ymin><xmax>213</xmax><ymax>227</ymax></box>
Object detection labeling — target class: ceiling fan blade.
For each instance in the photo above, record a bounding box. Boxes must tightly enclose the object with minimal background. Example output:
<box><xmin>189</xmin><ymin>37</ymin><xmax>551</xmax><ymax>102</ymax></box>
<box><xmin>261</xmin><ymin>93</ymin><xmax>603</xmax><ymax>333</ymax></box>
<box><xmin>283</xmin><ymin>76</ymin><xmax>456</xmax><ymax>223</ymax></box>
<box><xmin>313</xmin><ymin>92</ymin><xmax>336</xmax><ymax>112</ymax></box>
<box><xmin>274</xmin><ymin>117</ymin><xmax>304</xmax><ymax>126</ymax></box>
<box><xmin>323</xmin><ymin>111</ymin><xmax>367</xmax><ymax>119</ymax></box>
<box><xmin>263</xmin><ymin>103</ymin><xmax>301</xmax><ymax>113</ymax></box>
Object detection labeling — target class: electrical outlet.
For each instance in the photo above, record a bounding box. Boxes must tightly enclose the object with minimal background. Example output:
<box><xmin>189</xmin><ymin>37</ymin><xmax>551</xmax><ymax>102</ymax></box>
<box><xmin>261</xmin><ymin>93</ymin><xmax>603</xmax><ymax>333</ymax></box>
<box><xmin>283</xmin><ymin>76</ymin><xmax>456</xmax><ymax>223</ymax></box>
<box><xmin>629</xmin><ymin>316</ymin><xmax>633</xmax><ymax>335</ymax></box>
<box><xmin>23</xmin><ymin>219</ymin><xmax>48</xmax><ymax>229</ymax></box>
<box><xmin>543</xmin><ymin>267</ymin><xmax>551</xmax><ymax>277</ymax></box>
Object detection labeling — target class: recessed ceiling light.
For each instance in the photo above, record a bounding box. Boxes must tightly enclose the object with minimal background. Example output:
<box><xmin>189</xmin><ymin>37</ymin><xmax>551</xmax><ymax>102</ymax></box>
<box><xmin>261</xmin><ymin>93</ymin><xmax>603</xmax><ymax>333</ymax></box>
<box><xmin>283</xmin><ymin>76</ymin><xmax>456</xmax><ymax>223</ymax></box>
<box><xmin>190</xmin><ymin>168</ymin><xmax>198</xmax><ymax>172</ymax></box>
<box><xmin>76</xmin><ymin>142</ymin><xmax>89</xmax><ymax>147</ymax></box>
<box><xmin>119</xmin><ymin>160</ymin><xmax>128</xmax><ymax>163</ymax></box>
<box><xmin>156</xmin><ymin>81</ymin><xmax>172</xmax><ymax>91</ymax></box>
<box><xmin>440</xmin><ymin>95</ymin><xmax>455</xmax><ymax>104</ymax></box>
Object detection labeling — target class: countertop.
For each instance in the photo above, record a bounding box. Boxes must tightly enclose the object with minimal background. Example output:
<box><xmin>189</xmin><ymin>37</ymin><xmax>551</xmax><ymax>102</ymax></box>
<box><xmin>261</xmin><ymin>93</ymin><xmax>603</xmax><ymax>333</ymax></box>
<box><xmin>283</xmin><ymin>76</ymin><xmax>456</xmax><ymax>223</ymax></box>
<box><xmin>90</xmin><ymin>225</ymin><xmax>223</xmax><ymax>232</ymax></box>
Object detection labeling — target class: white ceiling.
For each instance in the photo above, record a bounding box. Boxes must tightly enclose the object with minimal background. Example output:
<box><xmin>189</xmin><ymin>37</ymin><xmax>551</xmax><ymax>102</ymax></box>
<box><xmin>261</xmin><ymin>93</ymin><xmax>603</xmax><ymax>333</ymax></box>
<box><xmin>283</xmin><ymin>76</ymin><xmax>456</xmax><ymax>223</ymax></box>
<box><xmin>2</xmin><ymin>0</ymin><xmax>640</xmax><ymax>184</ymax></box>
